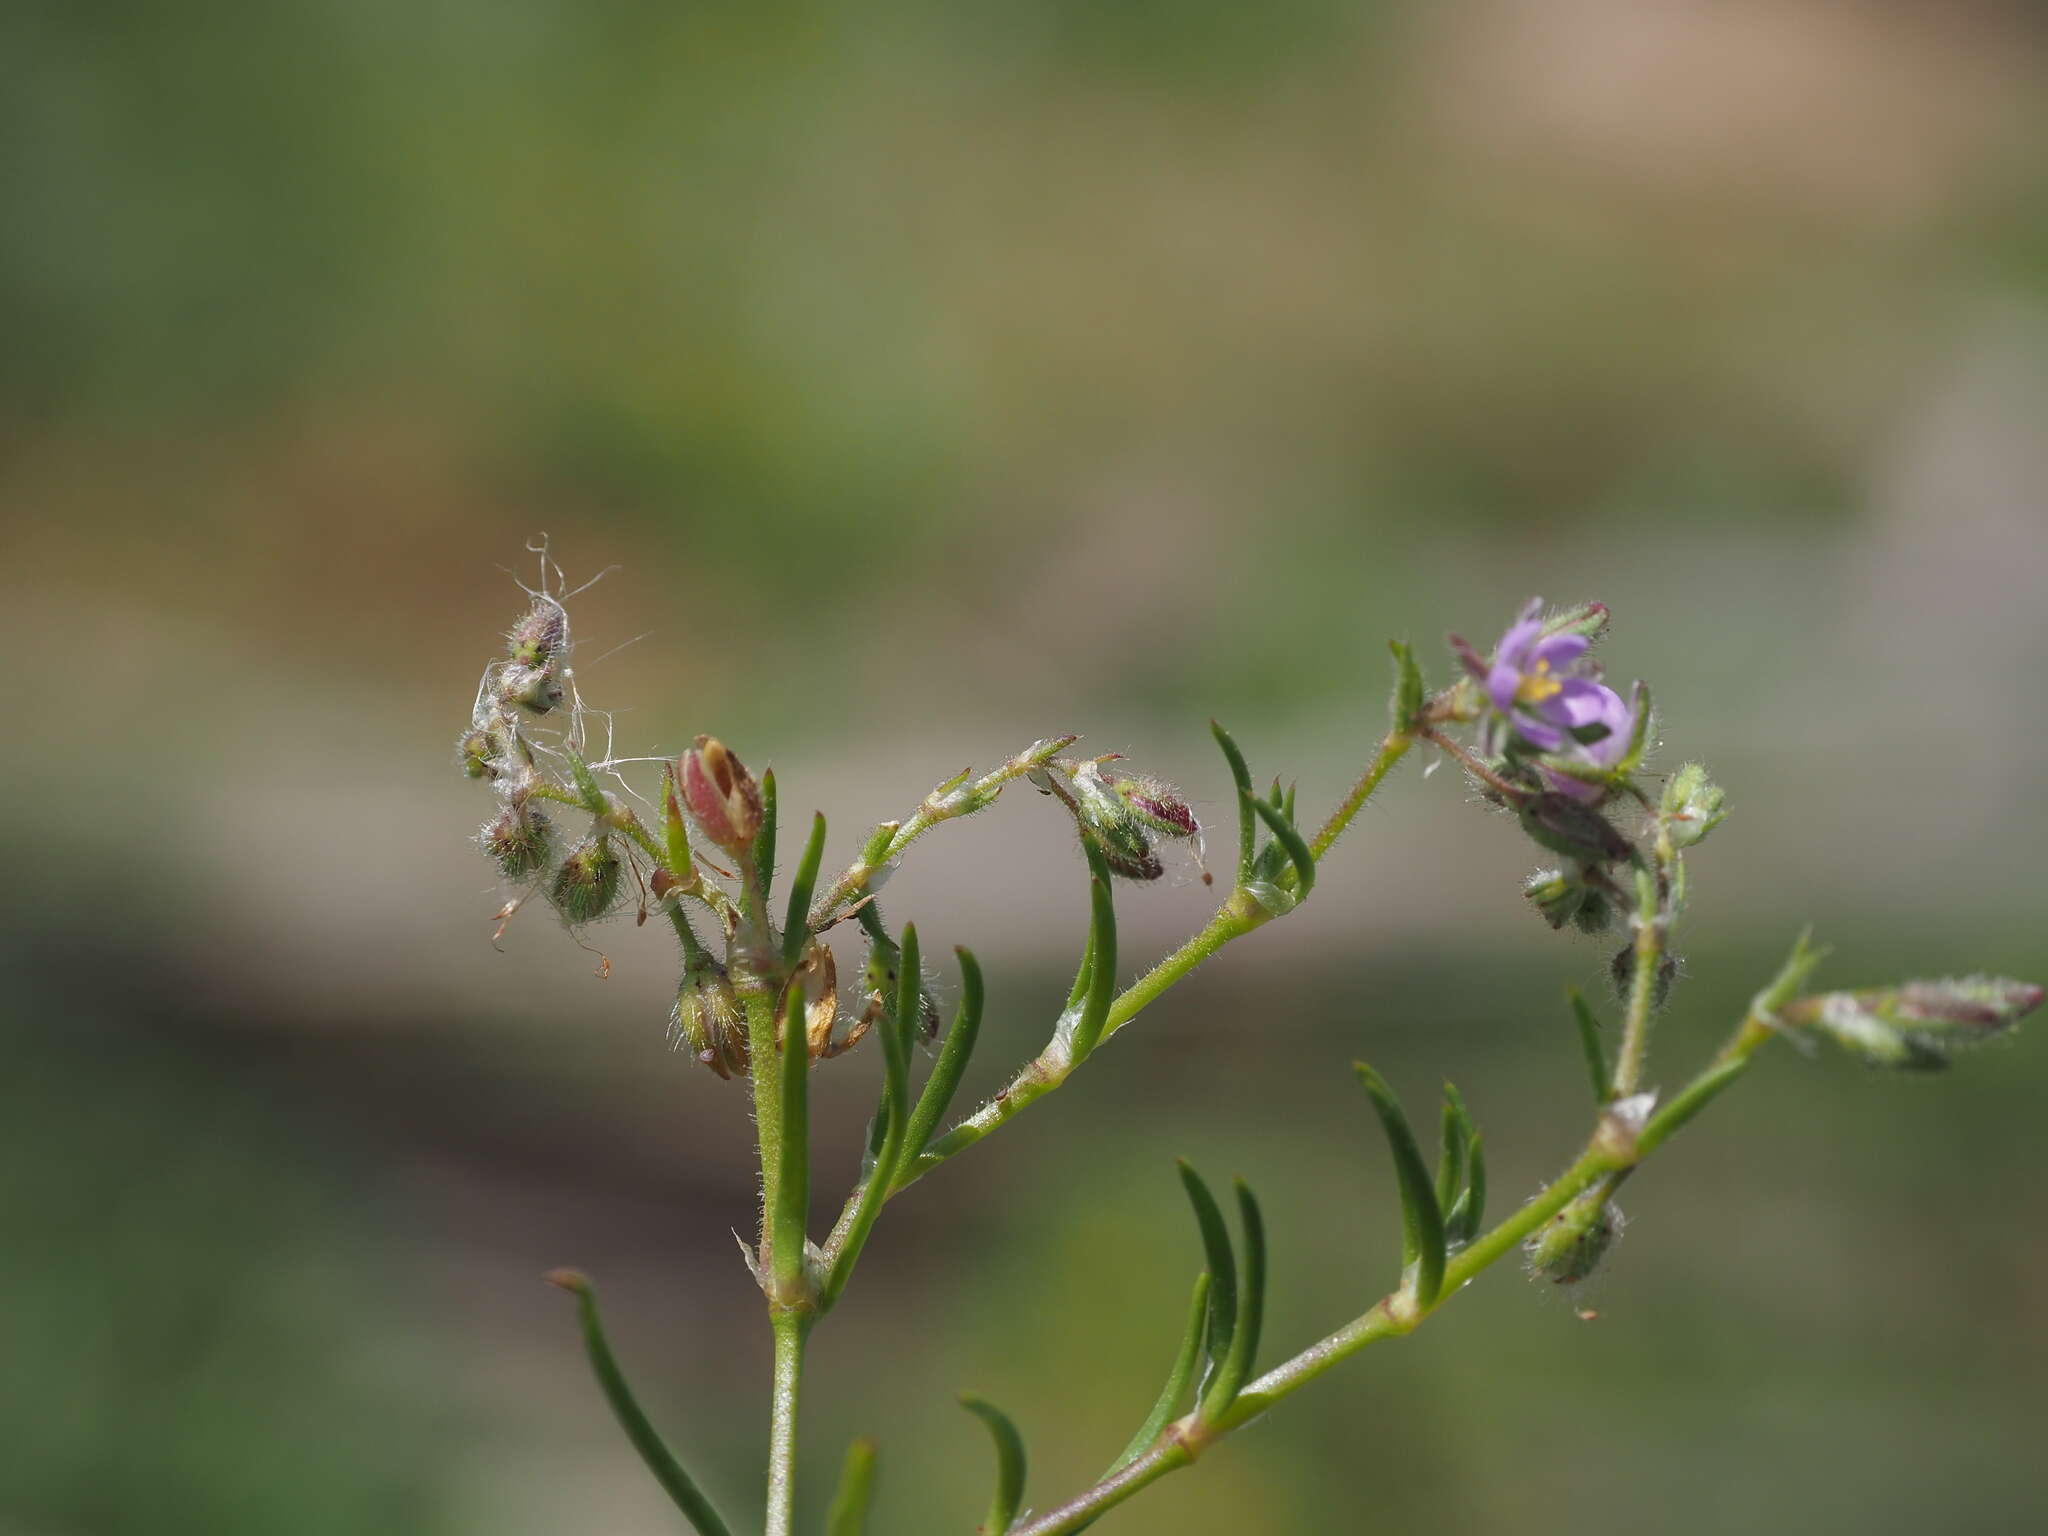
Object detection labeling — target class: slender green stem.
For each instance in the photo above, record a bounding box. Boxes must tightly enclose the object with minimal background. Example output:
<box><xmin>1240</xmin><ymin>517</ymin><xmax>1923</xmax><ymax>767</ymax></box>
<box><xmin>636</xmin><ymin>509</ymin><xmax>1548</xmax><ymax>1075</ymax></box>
<box><xmin>915</xmin><ymin>731</ymin><xmax>1415</xmax><ymax>1186</ymax></box>
<box><xmin>1613</xmin><ymin>825</ymin><xmax>1677</xmax><ymax>1097</ymax></box>
<box><xmin>746</xmin><ymin>990</ymin><xmax>785</xmax><ymax>1264</ymax></box>
<box><xmin>1006</xmin><ymin>1007</ymin><xmax>1782</xmax><ymax>1536</ymax></box>
<box><xmin>766</xmin><ymin>1312</ymin><xmax>810</xmax><ymax>1536</ymax></box>
<box><xmin>1307</xmin><ymin>730</ymin><xmax>1413</xmax><ymax>860</ymax></box>
<box><xmin>910</xmin><ymin>898</ymin><xmax>1260</xmax><ymax>1181</ymax></box>
<box><xmin>769</xmin><ymin>985</ymin><xmax>812</xmax><ymax>1303</ymax></box>
<box><xmin>808</xmin><ymin>737</ymin><xmax>1078</xmax><ymax>928</ymax></box>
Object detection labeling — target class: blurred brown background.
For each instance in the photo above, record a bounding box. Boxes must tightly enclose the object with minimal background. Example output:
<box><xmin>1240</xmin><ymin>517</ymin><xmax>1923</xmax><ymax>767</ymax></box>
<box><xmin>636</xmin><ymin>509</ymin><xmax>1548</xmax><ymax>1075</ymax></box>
<box><xmin>4</xmin><ymin>2</ymin><xmax>2046</xmax><ymax>1532</ymax></box>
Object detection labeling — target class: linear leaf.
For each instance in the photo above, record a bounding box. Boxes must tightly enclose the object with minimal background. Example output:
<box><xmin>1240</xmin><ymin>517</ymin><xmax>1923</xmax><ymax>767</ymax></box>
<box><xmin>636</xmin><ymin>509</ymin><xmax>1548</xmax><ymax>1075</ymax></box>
<box><xmin>1568</xmin><ymin>987</ymin><xmax>1612</xmax><ymax>1103</ymax></box>
<box><xmin>1209</xmin><ymin>720</ymin><xmax>1257</xmax><ymax>880</ymax></box>
<box><xmin>1354</xmin><ymin>1062</ymin><xmax>1446</xmax><ymax>1306</ymax></box>
<box><xmin>826</xmin><ymin>1438</ymin><xmax>877</xmax><ymax>1536</ymax></box>
<box><xmin>897</xmin><ymin>947</ymin><xmax>985</xmax><ymax>1171</ymax></box>
<box><xmin>545</xmin><ymin>1272</ymin><xmax>734</xmax><ymax>1536</ymax></box>
<box><xmin>959</xmin><ymin>1395</ymin><xmax>1027</xmax><ymax>1533</ymax></box>
<box><xmin>1177</xmin><ymin>1161</ymin><xmax>1237</xmax><ymax>1388</ymax></box>
<box><xmin>1199</xmin><ymin>1180</ymin><xmax>1266</xmax><ymax>1420</ymax></box>
<box><xmin>780</xmin><ymin>812</ymin><xmax>828</xmax><ymax>968</ymax></box>
<box><xmin>1248</xmin><ymin>796</ymin><xmax>1315</xmax><ymax>897</ymax></box>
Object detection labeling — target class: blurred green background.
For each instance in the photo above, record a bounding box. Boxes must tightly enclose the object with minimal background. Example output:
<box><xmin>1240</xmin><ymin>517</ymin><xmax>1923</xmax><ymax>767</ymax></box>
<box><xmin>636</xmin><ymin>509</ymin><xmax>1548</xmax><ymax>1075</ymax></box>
<box><xmin>5</xmin><ymin>2</ymin><xmax>2046</xmax><ymax>1532</ymax></box>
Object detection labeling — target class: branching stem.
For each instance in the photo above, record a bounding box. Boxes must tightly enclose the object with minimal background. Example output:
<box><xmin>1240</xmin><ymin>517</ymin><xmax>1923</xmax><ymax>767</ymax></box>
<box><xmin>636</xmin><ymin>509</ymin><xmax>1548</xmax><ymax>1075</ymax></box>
<box><xmin>1005</xmin><ymin>1005</ymin><xmax>1779</xmax><ymax>1536</ymax></box>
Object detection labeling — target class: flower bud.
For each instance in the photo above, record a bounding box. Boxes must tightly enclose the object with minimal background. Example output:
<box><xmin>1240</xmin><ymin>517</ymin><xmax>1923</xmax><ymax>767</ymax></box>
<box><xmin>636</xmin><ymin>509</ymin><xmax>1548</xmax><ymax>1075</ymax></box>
<box><xmin>672</xmin><ymin>956</ymin><xmax>749</xmax><ymax>1078</ymax></box>
<box><xmin>1043</xmin><ymin>759</ymin><xmax>1170</xmax><ymax>881</ymax></box>
<box><xmin>548</xmin><ymin>833</ymin><xmax>623</xmax><ymax>924</ymax></box>
<box><xmin>681</xmin><ymin>737</ymin><xmax>763</xmax><ymax>855</ymax></box>
<box><xmin>1101</xmin><ymin>768</ymin><xmax>1200</xmax><ymax>841</ymax></box>
<box><xmin>507</xmin><ymin>599</ymin><xmax>566</xmax><ymax>668</ymax></box>
<box><xmin>1661</xmin><ymin>762</ymin><xmax>1726</xmax><ymax>848</ymax></box>
<box><xmin>1517</xmin><ymin>792</ymin><xmax>1632</xmax><ymax>866</ymax></box>
<box><xmin>1525</xmin><ymin>1190</ymin><xmax>1622</xmax><ymax>1284</ymax></box>
<box><xmin>1789</xmin><ymin>976</ymin><xmax>2041</xmax><ymax>1071</ymax></box>
<box><xmin>1524</xmin><ymin>868</ymin><xmax>1586</xmax><ymax>930</ymax></box>
<box><xmin>1538</xmin><ymin>601</ymin><xmax>1610</xmax><ymax>643</ymax></box>
<box><xmin>1522</xmin><ymin>867</ymin><xmax>1616</xmax><ymax>934</ymax></box>
<box><xmin>481</xmin><ymin>805</ymin><xmax>553</xmax><ymax>880</ymax></box>
<box><xmin>497</xmin><ymin>662</ymin><xmax>564</xmax><ymax>716</ymax></box>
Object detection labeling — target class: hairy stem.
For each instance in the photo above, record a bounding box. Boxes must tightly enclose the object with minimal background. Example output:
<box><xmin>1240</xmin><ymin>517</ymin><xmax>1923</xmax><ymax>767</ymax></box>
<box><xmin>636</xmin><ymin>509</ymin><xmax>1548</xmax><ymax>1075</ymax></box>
<box><xmin>1308</xmin><ymin>730</ymin><xmax>1413</xmax><ymax>860</ymax></box>
<box><xmin>766</xmin><ymin>1312</ymin><xmax>809</xmax><ymax>1536</ymax></box>
<box><xmin>746</xmin><ymin>991</ymin><xmax>785</xmax><ymax>1263</ymax></box>
<box><xmin>808</xmin><ymin>737</ymin><xmax>1078</xmax><ymax>928</ymax></box>
<box><xmin>907</xmin><ymin>895</ymin><xmax>1263</xmax><ymax>1183</ymax></box>
<box><xmin>907</xmin><ymin>731</ymin><xmax>1413</xmax><ymax>1189</ymax></box>
<box><xmin>1613</xmin><ymin>823</ymin><xmax>1678</xmax><ymax>1098</ymax></box>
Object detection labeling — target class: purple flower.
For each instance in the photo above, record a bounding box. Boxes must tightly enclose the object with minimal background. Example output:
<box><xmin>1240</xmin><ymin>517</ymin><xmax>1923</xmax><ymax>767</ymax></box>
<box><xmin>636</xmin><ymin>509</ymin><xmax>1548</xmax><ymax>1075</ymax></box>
<box><xmin>1539</xmin><ymin>682</ymin><xmax>1636</xmax><ymax>802</ymax></box>
<box><xmin>1455</xmin><ymin>599</ymin><xmax>1637</xmax><ymax>799</ymax></box>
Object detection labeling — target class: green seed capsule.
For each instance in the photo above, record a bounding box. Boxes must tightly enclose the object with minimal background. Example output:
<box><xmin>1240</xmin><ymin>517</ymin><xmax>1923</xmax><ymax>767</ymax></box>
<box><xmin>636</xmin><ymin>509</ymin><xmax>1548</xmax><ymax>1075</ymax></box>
<box><xmin>549</xmin><ymin>834</ymin><xmax>622</xmax><ymax>924</ymax></box>
<box><xmin>1525</xmin><ymin>1190</ymin><xmax>1621</xmax><ymax>1284</ymax></box>
<box><xmin>482</xmin><ymin>806</ymin><xmax>553</xmax><ymax>879</ymax></box>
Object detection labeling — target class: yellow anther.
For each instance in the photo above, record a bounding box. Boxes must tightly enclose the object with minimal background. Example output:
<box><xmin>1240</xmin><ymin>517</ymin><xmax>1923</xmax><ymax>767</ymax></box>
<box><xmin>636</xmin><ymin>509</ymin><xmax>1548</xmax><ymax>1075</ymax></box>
<box><xmin>1516</xmin><ymin>661</ymin><xmax>1563</xmax><ymax>706</ymax></box>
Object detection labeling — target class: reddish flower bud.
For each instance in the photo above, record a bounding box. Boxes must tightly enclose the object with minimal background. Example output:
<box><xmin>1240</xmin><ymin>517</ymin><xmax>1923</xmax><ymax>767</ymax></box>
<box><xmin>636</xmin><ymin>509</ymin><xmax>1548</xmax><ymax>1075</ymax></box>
<box><xmin>681</xmin><ymin>736</ymin><xmax>763</xmax><ymax>854</ymax></box>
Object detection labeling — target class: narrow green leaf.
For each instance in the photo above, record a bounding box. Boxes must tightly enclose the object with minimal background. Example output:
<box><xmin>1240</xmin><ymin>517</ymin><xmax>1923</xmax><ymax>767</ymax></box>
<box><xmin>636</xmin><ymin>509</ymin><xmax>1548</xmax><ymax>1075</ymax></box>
<box><xmin>1435</xmin><ymin>1085</ymin><xmax>1467</xmax><ymax>1219</ymax></box>
<box><xmin>897</xmin><ymin>948</ymin><xmax>986</xmax><ymax>1172</ymax></box>
<box><xmin>1267</xmin><ymin>776</ymin><xmax>1285</xmax><ymax>810</ymax></box>
<box><xmin>1247</xmin><ymin>787</ymin><xmax>1288</xmax><ymax>886</ymax></box>
<box><xmin>1069</xmin><ymin>864</ymin><xmax>1118</xmax><ymax>1064</ymax></box>
<box><xmin>1388</xmin><ymin>639</ymin><xmax>1425</xmax><ymax>735</ymax></box>
<box><xmin>858</xmin><ymin>820</ymin><xmax>898</xmax><ymax>867</ymax></box>
<box><xmin>826</xmin><ymin>1439</ymin><xmax>877</xmax><ymax>1536</ymax></box>
<box><xmin>959</xmin><ymin>1395</ymin><xmax>1027</xmax><ymax>1534</ymax></box>
<box><xmin>1248</xmin><ymin>796</ymin><xmax>1316</xmax><ymax>898</ymax></box>
<box><xmin>1209</xmin><ymin>720</ymin><xmax>1256</xmax><ymax>881</ymax></box>
<box><xmin>1199</xmin><ymin>1180</ymin><xmax>1265</xmax><ymax>1420</ymax></box>
<box><xmin>821</xmin><ymin>925</ymin><xmax>918</xmax><ymax>1311</ymax></box>
<box><xmin>1614</xmin><ymin>681</ymin><xmax>1654</xmax><ymax>777</ymax></box>
<box><xmin>1177</xmin><ymin>1161</ymin><xmax>1237</xmax><ymax>1385</ymax></box>
<box><xmin>1442</xmin><ymin>1084</ymin><xmax>1485</xmax><ymax>1247</ymax></box>
<box><xmin>1354</xmin><ymin>1062</ymin><xmax>1446</xmax><ymax>1306</ymax></box>
<box><xmin>1754</xmin><ymin>926</ymin><xmax>1831</xmax><ymax>1018</ymax></box>
<box><xmin>563</xmin><ymin>745</ymin><xmax>610</xmax><ymax>813</ymax></box>
<box><xmin>1281</xmin><ymin>779</ymin><xmax>1297</xmax><ymax>825</ymax></box>
<box><xmin>752</xmin><ymin>768</ymin><xmax>779</xmax><ymax>904</ymax></box>
<box><xmin>1105</xmin><ymin>1273</ymin><xmax>1210</xmax><ymax>1476</ymax></box>
<box><xmin>1464</xmin><ymin>1130</ymin><xmax>1486</xmax><ymax>1240</ymax></box>
<box><xmin>660</xmin><ymin>762</ymin><xmax>698</xmax><ymax>884</ymax></box>
<box><xmin>780</xmin><ymin>812</ymin><xmax>828</xmax><ymax>968</ymax></box>
<box><xmin>1444</xmin><ymin>1128</ymin><xmax>1487</xmax><ymax>1249</ymax></box>
<box><xmin>1061</xmin><ymin>839</ymin><xmax>1112</xmax><ymax>1012</ymax></box>
<box><xmin>545</xmin><ymin>1271</ymin><xmax>735</xmax><ymax>1536</ymax></box>
<box><xmin>1568</xmin><ymin>988</ymin><xmax>1612</xmax><ymax>1104</ymax></box>
<box><xmin>769</xmin><ymin>982</ymin><xmax>810</xmax><ymax>1295</ymax></box>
